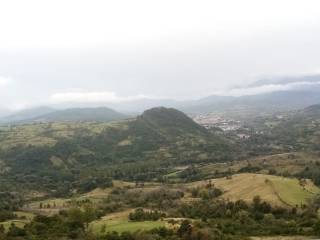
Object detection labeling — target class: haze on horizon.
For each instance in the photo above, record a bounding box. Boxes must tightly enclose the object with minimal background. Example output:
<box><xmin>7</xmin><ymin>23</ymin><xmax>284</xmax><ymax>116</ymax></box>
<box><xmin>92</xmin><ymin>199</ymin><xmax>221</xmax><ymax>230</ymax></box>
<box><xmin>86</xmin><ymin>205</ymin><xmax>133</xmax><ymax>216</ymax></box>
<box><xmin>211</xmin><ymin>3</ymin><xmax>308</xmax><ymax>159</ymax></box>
<box><xmin>1</xmin><ymin>0</ymin><xmax>320</xmax><ymax>111</ymax></box>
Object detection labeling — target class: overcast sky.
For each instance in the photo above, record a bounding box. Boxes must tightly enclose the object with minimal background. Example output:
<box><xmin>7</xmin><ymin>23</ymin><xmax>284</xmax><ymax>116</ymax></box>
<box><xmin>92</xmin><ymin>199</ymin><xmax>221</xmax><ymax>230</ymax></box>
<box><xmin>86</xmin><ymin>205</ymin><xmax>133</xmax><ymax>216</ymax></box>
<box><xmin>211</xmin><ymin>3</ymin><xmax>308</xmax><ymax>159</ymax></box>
<box><xmin>1</xmin><ymin>0</ymin><xmax>320</xmax><ymax>110</ymax></box>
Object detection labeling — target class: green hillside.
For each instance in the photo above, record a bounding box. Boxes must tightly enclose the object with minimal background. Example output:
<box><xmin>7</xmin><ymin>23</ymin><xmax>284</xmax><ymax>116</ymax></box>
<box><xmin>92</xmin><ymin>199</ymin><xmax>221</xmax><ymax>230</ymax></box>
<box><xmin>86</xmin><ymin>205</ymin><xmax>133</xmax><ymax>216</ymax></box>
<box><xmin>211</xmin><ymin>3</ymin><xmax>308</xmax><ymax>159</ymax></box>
<box><xmin>268</xmin><ymin>105</ymin><xmax>320</xmax><ymax>152</ymax></box>
<box><xmin>0</xmin><ymin>107</ymin><xmax>235</xmax><ymax>195</ymax></box>
<box><xmin>138</xmin><ymin>107</ymin><xmax>207</xmax><ymax>136</ymax></box>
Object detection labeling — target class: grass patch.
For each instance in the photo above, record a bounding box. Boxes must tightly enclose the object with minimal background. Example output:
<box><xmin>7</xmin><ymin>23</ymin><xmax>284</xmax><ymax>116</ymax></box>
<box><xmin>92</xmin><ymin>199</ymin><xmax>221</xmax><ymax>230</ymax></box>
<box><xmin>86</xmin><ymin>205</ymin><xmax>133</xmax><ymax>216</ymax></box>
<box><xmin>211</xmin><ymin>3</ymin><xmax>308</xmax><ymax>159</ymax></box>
<box><xmin>89</xmin><ymin>209</ymin><xmax>165</xmax><ymax>234</ymax></box>
<box><xmin>91</xmin><ymin>220</ymin><xmax>165</xmax><ymax>234</ymax></box>
<box><xmin>0</xmin><ymin>219</ymin><xmax>29</xmax><ymax>232</ymax></box>
<box><xmin>269</xmin><ymin>178</ymin><xmax>320</xmax><ymax>206</ymax></box>
<box><xmin>14</xmin><ymin>211</ymin><xmax>35</xmax><ymax>220</ymax></box>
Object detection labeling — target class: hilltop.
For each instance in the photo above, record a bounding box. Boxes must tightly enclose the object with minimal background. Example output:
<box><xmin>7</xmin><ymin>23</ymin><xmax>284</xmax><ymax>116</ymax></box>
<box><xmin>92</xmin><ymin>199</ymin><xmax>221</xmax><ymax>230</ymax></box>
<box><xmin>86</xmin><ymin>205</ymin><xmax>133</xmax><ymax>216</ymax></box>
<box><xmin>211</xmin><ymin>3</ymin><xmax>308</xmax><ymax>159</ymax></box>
<box><xmin>139</xmin><ymin>107</ymin><xmax>207</xmax><ymax>136</ymax></box>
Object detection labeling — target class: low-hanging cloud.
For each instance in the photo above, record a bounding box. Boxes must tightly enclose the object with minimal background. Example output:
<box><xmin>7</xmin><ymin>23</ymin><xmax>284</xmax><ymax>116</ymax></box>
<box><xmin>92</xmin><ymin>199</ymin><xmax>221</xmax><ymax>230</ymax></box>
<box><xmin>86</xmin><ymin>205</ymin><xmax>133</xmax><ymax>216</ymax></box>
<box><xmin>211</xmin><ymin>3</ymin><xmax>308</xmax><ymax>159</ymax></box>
<box><xmin>214</xmin><ymin>81</ymin><xmax>320</xmax><ymax>97</ymax></box>
<box><xmin>50</xmin><ymin>90</ymin><xmax>154</xmax><ymax>104</ymax></box>
<box><xmin>50</xmin><ymin>81</ymin><xmax>320</xmax><ymax>104</ymax></box>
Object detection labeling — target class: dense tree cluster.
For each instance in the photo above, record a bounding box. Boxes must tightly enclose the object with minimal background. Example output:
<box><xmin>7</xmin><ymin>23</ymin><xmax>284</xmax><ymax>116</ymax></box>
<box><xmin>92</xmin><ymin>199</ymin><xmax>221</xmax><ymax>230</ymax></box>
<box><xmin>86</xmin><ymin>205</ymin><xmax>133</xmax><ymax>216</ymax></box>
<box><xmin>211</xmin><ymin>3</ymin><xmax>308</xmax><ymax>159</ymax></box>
<box><xmin>129</xmin><ymin>208</ymin><xmax>165</xmax><ymax>221</ymax></box>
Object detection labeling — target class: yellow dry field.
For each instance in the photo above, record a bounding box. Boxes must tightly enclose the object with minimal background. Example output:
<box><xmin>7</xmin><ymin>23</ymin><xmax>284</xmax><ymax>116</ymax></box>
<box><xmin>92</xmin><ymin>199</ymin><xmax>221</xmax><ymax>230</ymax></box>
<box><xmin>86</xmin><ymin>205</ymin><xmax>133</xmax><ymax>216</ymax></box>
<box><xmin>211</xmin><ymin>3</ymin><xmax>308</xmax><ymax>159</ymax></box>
<box><xmin>214</xmin><ymin>174</ymin><xmax>284</xmax><ymax>206</ymax></box>
<box><xmin>188</xmin><ymin>173</ymin><xmax>320</xmax><ymax>207</ymax></box>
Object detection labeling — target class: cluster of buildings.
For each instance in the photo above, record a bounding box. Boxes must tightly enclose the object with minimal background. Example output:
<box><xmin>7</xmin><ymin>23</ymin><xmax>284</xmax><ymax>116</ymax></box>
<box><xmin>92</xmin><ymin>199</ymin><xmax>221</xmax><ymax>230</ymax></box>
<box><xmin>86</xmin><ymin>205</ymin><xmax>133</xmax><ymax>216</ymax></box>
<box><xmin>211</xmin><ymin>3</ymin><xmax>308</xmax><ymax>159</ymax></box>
<box><xmin>192</xmin><ymin>113</ymin><xmax>241</xmax><ymax>131</ymax></box>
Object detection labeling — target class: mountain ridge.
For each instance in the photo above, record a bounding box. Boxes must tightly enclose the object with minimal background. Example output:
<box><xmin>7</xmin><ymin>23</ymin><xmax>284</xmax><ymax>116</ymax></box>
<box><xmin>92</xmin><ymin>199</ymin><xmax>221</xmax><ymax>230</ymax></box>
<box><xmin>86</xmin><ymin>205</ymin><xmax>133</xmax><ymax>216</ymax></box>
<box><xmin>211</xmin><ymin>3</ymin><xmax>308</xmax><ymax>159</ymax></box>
<box><xmin>0</xmin><ymin>107</ymin><xmax>128</xmax><ymax>124</ymax></box>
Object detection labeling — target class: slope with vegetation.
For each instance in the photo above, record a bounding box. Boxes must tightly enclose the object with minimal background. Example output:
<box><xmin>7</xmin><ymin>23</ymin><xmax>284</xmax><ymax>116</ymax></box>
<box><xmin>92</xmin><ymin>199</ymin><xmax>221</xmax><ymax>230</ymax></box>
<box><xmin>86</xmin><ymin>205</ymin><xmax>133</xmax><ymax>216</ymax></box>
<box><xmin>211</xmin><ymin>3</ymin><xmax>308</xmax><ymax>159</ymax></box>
<box><xmin>189</xmin><ymin>173</ymin><xmax>320</xmax><ymax>207</ymax></box>
<box><xmin>0</xmin><ymin>107</ymin><xmax>236</xmax><ymax>196</ymax></box>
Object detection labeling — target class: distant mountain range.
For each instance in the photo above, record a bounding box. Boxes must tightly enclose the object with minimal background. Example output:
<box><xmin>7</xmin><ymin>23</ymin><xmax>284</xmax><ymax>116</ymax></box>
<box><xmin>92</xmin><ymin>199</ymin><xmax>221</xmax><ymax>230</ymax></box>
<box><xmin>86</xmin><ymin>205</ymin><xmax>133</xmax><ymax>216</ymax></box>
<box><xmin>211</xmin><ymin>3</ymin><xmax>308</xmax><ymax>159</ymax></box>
<box><xmin>0</xmin><ymin>106</ymin><xmax>56</xmax><ymax>123</ymax></box>
<box><xmin>0</xmin><ymin>107</ymin><xmax>128</xmax><ymax>124</ymax></box>
<box><xmin>1</xmin><ymin>74</ymin><xmax>320</xmax><ymax>123</ymax></box>
<box><xmin>181</xmin><ymin>89</ymin><xmax>320</xmax><ymax>117</ymax></box>
<box><xmin>180</xmin><ymin>75</ymin><xmax>320</xmax><ymax>116</ymax></box>
<box><xmin>84</xmin><ymin>74</ymin><xmax>320</xmax><ymax>116</ymax></box>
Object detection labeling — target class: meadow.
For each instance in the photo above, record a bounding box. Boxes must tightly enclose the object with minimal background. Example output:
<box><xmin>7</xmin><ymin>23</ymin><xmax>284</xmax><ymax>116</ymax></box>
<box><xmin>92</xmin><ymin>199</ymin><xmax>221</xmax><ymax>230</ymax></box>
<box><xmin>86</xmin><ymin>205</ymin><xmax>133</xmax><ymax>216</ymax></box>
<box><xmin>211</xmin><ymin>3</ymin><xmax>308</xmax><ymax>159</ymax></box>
<box><xmin>89</xmin><ymin>210</ymin><xmax>166</xmax><ymax>234</ymax></box>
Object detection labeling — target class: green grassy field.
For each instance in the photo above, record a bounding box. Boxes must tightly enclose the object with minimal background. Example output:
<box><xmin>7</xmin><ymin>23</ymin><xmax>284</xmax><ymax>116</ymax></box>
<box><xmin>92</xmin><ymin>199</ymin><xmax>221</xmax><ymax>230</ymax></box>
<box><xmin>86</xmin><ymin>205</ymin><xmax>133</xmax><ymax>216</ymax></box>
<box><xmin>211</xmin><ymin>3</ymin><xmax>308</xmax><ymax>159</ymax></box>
<box><xmin>89</xmin><ymin>209</ymin><xmax>165</xmax><ymax>234</ymax></box>
<box><xmin>14</xmin><ymin>211</ymin><xmax>35</xmax><ymax>220</ymax></box>
<box><xmin>90</xmin><ymin>219</ymin><xmax>165</xmax><ymax>234</ymax></box>
<box><xmin>268</xmin><ymin>177</ymin><xmax>320</xmax><ymax>206</ymax></box>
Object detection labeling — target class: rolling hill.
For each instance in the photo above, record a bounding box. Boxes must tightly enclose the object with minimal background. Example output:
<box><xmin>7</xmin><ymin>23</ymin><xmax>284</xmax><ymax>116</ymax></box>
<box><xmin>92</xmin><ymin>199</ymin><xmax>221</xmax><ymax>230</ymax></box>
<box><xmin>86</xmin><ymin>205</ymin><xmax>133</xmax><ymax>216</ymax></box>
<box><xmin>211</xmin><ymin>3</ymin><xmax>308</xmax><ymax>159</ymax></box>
<box><xmin>32</xmin><ymin>107</ymin><xmax>128</xmax><ymax>122</ymax></box>
<box><xmin>0</xmin><ymin>106</ymin><xmax>55</xmax><ymax>124</ymax></box>
<box><xmin>0</xmin><ymin>107</ymin><xmax>128</xmax><ymax>124</ymax></box>
<box><xmin>265</xmin><ymin>104</ymin><xmax>320</xmax><ymax>152</ymax></box>
<box><xmin>296</xmin><ymin>104</ymin><xmax>320</xmax><ymax>119</ymax></box>
<box><xmin>0</xmin><ymin>107</ymin><xmax>235</xmax><ymax>194</ymax></box>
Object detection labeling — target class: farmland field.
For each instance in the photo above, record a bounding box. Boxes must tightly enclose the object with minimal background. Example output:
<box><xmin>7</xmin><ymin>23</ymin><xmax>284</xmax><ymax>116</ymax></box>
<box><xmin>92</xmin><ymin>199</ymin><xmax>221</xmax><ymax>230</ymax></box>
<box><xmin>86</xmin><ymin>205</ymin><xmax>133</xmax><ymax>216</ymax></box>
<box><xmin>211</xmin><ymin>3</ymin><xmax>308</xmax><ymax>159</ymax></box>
<box><xmin>269</xmin><ymin>177</ymin><xmax>320</xmax><ymax>206</ymax></box>
<box><xmin>188</xmin><ymin>173</ymin><xmax>320</xmax><ymax>207</ymax></box>
<box><xmin>89</xmin><ymin>210</ymin><xmax>166</xmax><ymax>234</ymax></box>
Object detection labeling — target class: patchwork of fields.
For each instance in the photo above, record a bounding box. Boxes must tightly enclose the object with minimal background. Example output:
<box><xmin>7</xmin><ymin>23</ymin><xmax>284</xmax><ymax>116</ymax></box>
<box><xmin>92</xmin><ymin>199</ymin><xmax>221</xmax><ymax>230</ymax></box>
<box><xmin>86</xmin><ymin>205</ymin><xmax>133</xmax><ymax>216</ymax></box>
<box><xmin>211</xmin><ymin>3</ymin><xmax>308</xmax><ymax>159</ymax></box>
<box><xmin>1</xmin><ymin>172</ymin><xmax>319</xmax><ymax>234</ymax></box>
